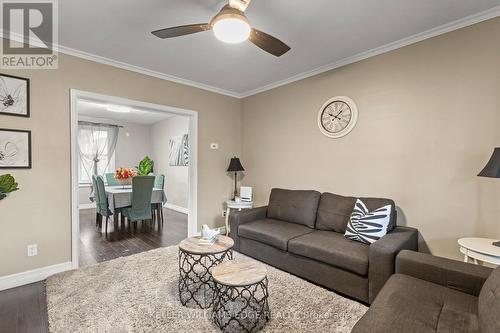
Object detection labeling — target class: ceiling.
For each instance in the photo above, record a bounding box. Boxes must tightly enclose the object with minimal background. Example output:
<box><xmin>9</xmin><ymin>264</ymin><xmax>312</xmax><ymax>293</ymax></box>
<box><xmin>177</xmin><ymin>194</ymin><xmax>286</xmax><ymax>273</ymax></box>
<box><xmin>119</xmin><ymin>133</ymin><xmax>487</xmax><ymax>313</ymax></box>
<box><xmin>77</xmin><ymin>100</ymin><xmax>174</xmax><ymax>125</ymax></box>
<box><xmin>60</xmin><ymin>0</ymin><xmax>500</xmax><ymax>97</ymax></box>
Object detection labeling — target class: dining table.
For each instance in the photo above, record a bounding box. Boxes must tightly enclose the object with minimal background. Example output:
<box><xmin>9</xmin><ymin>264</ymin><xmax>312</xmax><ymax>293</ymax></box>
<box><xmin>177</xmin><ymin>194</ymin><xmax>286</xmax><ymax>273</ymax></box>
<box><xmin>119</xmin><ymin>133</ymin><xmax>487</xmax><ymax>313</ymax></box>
<box><xmin>105</xmin><ymin>185</ymin><xmax>167</xmax><ymax>231</ymax></box>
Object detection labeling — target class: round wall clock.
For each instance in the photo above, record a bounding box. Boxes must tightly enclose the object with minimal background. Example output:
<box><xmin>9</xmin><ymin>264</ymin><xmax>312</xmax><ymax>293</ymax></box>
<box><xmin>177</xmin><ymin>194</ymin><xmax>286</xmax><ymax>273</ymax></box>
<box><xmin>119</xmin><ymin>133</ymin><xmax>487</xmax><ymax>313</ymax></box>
<box><xmin>317</xmin><ymin>96</ymin><xmax>358</xmax><ymax>138</ymax></box>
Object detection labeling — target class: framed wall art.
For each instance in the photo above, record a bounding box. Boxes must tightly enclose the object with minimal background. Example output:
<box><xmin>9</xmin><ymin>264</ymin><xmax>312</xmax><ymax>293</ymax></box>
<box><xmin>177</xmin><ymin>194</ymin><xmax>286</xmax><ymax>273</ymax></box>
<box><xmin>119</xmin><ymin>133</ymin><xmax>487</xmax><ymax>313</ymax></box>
<box><xmin>0</xmin><ymin>74</ymin><xmax>30</xmax><ymax>118</ymax></box>
<box><xmin>0</xmin><ymin>128</ymin><xmax>32</xmax><ymax>169</ymax></box>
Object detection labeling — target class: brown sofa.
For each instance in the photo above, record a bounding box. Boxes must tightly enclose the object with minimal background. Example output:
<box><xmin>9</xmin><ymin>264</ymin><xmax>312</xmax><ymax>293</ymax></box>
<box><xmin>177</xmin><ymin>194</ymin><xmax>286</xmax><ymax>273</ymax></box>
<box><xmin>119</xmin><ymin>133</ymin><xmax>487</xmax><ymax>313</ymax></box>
<box><xmin>353</xmin><ymin>250</ymin><xmax>500</xmax><ymax>333</ymax></box>
<box><xmin>229</xmin><ymin>188</ymin><xmax>418</xmax><ymax>304</ymax></box>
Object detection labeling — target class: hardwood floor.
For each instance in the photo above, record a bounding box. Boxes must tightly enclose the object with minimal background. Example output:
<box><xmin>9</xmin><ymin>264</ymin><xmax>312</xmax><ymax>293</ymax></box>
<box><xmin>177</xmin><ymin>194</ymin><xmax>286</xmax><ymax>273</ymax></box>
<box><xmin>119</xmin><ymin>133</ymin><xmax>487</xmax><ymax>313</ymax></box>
<box><xmin>79</xmin><ymin>207</ymin><xmax>188</xmax><ymax>267</ymax></box>
<box><xmin>0</xmin><ymin>208</ymin><xmax>188</xmax><ymax>333</ymax></box>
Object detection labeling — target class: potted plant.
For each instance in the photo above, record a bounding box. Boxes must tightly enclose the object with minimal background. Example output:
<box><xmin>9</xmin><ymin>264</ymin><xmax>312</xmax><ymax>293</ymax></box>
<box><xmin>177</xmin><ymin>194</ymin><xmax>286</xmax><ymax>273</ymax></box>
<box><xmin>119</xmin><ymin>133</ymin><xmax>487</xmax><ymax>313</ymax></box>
<box><xmin>0</xmin><ymin>174</ymin><xmax>19</xmax><ymax>201</ymax></box>
<box><xmin>137</xmin><ymin>156</ymin><xmax>154</xmax><ymax>176</ymax></box>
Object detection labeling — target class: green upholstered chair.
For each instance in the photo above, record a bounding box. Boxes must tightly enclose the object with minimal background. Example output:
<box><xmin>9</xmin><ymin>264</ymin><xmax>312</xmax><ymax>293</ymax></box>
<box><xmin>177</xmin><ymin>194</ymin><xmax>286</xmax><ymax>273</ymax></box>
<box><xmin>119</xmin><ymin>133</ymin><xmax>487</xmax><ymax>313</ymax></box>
<box><xmin>105</xmin><ymin>173</ymin><xmax>120</xmax><ymax>186</ymax></box>
<box><xmin>91</xmin><ymin>175</ymin><xmax>99</xmax><ymax>227</ymax></box>
<box><xmin>94</xmin><ymin>175</ymin><xmax>114</xmax><ymax>234</ymax></box>
<box><xmin>152</xmin><ymin>174</ymin><xmax>165</xmax><ymax>226</ymax></box>
<box><xmin>154</xmin><ymin>174</ymin><xmax>165</xmax><ymax>189</ymax></box>
<box><xmin>122</xmin><ymin>176</ymin><xmax>155</xmax><ymax>228</ymax></box>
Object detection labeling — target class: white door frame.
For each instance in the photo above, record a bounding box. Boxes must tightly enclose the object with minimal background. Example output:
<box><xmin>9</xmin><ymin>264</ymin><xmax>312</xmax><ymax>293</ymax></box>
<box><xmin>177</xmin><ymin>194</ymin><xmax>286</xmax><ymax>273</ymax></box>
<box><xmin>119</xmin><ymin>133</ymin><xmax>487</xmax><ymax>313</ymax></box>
<box><xmin>70</xmin><ymin>89</ymin><xmax>198</xmax><ymax>269</ymax></box>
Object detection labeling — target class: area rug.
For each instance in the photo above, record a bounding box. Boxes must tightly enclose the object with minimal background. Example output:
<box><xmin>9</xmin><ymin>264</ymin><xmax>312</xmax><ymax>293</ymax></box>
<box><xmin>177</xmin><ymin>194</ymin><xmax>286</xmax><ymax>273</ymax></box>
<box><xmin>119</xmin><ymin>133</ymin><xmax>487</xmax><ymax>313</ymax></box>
<box><xmin>46</xmin><ymin>246</ymin><xmax>367</xmax><ymax>332</ymax></box>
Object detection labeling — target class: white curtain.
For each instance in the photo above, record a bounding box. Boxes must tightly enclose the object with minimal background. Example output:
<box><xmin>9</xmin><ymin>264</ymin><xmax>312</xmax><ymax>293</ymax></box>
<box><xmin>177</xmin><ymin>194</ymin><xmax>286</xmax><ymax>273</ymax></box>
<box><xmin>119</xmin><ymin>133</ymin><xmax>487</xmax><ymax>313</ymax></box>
<box><xmin>78</xmin><ymin>122</ymin><xmax>119</xmax><ymax>181</ymax></box>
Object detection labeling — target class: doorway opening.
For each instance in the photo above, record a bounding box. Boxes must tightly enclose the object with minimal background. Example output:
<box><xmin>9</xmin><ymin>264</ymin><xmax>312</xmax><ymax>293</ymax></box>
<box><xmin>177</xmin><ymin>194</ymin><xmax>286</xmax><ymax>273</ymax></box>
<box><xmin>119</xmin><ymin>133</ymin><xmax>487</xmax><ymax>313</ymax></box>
<box><xmin>70</xmin><ymin>90</ymin><xmax>198</xmax><ymax>268</ymax></box>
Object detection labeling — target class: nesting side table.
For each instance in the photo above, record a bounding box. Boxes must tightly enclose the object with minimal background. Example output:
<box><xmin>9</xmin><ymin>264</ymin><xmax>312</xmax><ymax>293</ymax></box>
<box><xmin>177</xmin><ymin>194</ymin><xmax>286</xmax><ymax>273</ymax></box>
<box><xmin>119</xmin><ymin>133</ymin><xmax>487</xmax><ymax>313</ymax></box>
<box><xmin>178</xmin><ymin>235</ymin><xmax>234</xmax><ymax>309</ymax></box>
<box><xmin>212</xmin><ymin>260</ymin><xmax>270</xmax><ymax>333</ymax></box>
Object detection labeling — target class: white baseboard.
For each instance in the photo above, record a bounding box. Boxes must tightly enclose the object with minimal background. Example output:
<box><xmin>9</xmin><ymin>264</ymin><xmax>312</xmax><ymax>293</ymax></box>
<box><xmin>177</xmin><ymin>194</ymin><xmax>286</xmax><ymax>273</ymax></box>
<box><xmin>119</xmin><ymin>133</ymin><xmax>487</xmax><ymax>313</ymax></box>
<box><xmin>163</xmin><ymin>203</ymin><xmax>188</xmax><ymax>214</ymax></box>
<box><xmin>79</xmin><ymin>203</ymin><xmax>96</xmax><ymax>210</ymax></box>
<box><xmin>0</xmin><ymin>261</ymin><xmax>73</xmax><ymax>291</ymax></box>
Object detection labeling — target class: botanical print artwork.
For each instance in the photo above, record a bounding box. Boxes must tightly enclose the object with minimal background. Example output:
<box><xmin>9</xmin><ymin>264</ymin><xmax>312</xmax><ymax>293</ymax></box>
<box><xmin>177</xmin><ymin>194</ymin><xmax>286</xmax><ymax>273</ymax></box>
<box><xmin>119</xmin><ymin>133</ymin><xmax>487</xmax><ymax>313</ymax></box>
<box><xmin>169</xmin><ymin>134</ymin><xmax>189</xmax><ymax>166</ymax></box>
<box><xmin>0</xmin><ymin>129</ymin><xmax>31</xmax><ymax>169</ymax></box>
<box><xmin>0</xmin><ymin>74</ymin><xmax>29</xmax><ymax>117</ymax></box>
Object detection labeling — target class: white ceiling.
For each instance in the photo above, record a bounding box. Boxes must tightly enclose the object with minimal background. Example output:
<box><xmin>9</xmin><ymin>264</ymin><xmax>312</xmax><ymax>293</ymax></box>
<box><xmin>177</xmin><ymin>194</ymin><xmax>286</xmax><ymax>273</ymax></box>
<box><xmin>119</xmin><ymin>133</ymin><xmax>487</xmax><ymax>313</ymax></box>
<box><xmin>77</xmin><ymin>100</ymin><xmax>175</xmax><ymax>125</ymax></box>
<box><xmin>60</xmin><ymin>0</ymin><xmax>500</xmax><ymax>97</ymax></box>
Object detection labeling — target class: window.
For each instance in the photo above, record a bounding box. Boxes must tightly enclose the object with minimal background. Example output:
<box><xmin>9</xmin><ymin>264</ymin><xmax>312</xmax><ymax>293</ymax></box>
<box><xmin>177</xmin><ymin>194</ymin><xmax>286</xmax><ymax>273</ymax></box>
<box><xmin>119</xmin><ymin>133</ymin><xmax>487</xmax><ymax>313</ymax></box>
<box><xmin>78</xmin><ymin>127</ymin><xmax>116</xmax><ymax>184</ymax></box>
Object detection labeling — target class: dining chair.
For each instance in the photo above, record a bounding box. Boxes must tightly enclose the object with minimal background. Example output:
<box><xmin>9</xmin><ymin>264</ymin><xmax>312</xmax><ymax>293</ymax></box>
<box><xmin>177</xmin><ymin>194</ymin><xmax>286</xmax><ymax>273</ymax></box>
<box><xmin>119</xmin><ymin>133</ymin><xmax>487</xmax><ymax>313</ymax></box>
<box><xmin>105</xmin><ymin>173</ymin><xmax>120</xmax><ymax>186</ymax></box>
<box><xmin>95</xmin><ymin>175</ymin><xmax>114</xmax><ymax>234</ymax></box>
<box><xmin>122</xmin><ymin>176</ymin><xmax>155</xmax><ymax>230</ymax></box>
<box><xmin>152</xmin><ymin>174</ymin><xmax>165</xmax><ymax>227</ymax></box>
<box><xmin>91</xmin><ymin>175</ymin><xmax>99</xmax><ymax>227</ymax></box>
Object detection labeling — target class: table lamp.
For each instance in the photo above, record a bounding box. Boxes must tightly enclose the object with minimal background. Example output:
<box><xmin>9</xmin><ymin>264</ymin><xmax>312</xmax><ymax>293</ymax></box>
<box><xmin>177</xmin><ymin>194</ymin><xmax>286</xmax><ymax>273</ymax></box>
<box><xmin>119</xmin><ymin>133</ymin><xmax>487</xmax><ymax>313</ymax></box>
<box><xmin>478</xmin><ymin>147</ymin><xmax>500</xmax><ymax>247</ymax></box>
<box><xmin>227</xmin><ymin>157</ymin><xmax>245</xmax><ymax>200</ymax></box>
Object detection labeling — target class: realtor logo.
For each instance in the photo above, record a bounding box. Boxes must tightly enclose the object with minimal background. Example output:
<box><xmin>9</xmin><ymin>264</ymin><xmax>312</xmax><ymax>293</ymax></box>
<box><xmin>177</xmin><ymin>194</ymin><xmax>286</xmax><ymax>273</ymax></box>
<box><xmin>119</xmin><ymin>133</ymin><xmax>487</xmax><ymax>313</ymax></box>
<box><xmin>1</xmin><ymin>0</ymin><xmax>58</xmax><ymax>69</ymax></box>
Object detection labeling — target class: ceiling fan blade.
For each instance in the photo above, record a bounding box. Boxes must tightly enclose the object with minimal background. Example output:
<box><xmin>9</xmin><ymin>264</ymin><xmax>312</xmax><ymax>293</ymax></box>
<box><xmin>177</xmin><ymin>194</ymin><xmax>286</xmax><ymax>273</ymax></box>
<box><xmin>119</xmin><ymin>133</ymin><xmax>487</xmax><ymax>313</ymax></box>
<box><xmin>249</xmin><ymin>29</ymin><xmax>290</xmax><ymax>57</ymax></box>
<box><xmin>151</xmin><ymin>23</ymin><xmax>210</xmax><ymax>39</ymax></box>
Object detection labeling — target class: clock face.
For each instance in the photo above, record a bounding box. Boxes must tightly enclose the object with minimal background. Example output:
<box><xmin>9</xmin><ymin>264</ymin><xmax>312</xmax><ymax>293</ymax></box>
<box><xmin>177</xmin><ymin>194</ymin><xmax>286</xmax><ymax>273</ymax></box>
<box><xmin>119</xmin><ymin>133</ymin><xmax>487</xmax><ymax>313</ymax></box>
<box><xmin>317</xmin><ymin>96</ymin><xmax>358</xmax><ymax>138</ymax></box>
<box><xmin>320</xmin><ymin>101</ymin><xmax>352</xmax><ymax>134</ymax></box>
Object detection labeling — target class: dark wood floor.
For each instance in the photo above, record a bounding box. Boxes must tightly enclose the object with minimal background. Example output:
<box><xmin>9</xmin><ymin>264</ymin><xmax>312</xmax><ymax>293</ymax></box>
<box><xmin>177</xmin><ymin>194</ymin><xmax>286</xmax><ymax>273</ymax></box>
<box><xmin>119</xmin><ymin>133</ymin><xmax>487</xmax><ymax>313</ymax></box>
<box><xmin>0</xmin><ymin>208</ymin><xmax>188</xmax><ymax>333</ymax></box>
<box><xmin>79</xmin><ymin>207</ymin><xmax>188</xmax><ymax>267</ymax></box>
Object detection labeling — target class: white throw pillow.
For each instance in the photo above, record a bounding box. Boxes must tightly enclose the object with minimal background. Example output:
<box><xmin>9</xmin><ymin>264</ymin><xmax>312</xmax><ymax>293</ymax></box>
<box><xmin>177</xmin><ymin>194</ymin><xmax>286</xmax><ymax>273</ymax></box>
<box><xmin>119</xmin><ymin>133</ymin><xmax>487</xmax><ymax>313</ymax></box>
<box><xmin>344</xmin><ymin>199</ymin><xmax>391</xmax><ymax>244</ymax></box>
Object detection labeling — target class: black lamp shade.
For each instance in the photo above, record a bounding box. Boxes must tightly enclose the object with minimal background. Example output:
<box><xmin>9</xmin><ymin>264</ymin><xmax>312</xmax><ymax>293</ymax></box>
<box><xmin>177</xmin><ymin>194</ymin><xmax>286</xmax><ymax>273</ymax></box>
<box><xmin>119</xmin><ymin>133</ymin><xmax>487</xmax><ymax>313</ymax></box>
<box><xmin>478</xmin><ymin>148</ymin><xmax>500</xmax><ymax>178</ymax></box>
<box><xmin>227</xmin><ymin>157</ymin><xmax>245</xmax><ymax>172</ymax></box>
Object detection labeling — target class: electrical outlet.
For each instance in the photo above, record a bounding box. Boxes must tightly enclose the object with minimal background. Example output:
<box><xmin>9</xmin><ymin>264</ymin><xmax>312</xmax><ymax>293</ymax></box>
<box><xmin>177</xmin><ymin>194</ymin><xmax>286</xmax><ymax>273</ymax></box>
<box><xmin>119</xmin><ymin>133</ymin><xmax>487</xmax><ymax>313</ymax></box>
<box><xmin>222</xmin><ymin>210</ymin><xmax>227</xmax><ymax>217</ymax></box>
<box><xmin>27</xmin><ymin>244</ymin><xmax>38</xmax><ymax>257</ymax></box>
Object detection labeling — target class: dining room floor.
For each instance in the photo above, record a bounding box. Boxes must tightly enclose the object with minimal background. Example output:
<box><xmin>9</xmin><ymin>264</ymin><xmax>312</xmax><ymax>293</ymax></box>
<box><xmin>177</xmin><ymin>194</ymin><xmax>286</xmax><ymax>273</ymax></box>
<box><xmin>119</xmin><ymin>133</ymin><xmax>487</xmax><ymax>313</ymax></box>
<box><xmin>79</xmin><ymin>207</ymin><xmax>188</xmax><ymax>267</ymax></box>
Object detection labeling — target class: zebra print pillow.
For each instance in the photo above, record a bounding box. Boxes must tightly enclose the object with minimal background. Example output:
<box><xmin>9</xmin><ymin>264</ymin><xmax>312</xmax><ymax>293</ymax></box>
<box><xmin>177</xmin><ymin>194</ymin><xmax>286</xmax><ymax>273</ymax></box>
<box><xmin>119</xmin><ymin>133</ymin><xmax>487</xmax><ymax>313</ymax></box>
<box><xmin>344</xmin><ymin>199</ymin><xmax>391</xmax><ymax>244</ymax></box>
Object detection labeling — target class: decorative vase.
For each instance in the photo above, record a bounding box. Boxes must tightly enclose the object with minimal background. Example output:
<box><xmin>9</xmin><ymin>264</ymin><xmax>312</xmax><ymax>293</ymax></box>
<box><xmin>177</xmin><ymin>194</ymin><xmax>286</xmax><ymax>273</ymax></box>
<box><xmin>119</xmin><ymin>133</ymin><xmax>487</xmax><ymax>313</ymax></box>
<box><xmin>117</xmin><ymin>178</ymin><xmax>132</xmax><ymax>188</ymax></box>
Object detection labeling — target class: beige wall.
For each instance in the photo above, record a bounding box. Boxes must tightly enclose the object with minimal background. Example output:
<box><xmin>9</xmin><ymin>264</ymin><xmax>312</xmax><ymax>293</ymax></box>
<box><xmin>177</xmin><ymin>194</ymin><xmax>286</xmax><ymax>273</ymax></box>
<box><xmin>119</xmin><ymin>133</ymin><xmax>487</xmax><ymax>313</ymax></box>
<box><xmin>151</xmin><ymin>116</ymin><xmax>190</xmax><ymax>209</ymax></box>
<box><xmin>0</xmin><ymin>52</ymin><xmax>241</xmax><ymax>276</ymax></box>
<box><xmin>241</xmin><ymin>18</ymin><xmax>500</xmax><ymax>260</ymax></box>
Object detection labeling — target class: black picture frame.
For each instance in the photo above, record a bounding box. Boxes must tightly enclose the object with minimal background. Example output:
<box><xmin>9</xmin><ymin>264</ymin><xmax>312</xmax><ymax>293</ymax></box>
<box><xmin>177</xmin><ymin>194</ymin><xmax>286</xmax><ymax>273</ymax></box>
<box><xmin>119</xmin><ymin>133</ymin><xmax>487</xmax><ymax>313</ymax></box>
<box><xmin>0</xmin><ymin>73</ymin><xmax>30</xmax><ymax>118</ymax></box>
<box><xmin>0</xmin><ymin>128</ymin><xmax>32</xmax><ymax>169</ymax></box>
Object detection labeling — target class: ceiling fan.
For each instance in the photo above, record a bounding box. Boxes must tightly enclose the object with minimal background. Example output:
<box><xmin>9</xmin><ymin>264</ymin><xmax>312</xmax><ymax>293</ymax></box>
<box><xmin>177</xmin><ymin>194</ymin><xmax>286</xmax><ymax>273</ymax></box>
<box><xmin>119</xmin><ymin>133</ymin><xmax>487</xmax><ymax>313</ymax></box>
<box><xmin>151</xmin><ymin>0</ymin><xmax>291</xmax><ymax>57</ymax></box>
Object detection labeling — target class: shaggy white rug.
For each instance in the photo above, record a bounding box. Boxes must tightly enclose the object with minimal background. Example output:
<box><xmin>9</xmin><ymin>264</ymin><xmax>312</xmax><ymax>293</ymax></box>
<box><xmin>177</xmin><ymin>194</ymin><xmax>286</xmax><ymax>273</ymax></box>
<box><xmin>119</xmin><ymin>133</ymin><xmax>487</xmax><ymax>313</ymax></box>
<box><xmin>46</xmin><ymin>246</ymin><xmax>367</xmax><ymax>332</ymax></box>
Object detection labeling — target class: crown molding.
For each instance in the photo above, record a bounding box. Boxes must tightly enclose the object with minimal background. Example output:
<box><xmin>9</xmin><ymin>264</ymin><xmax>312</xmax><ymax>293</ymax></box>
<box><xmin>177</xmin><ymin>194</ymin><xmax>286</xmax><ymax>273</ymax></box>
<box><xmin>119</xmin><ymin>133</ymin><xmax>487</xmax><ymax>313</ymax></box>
<box><xmin>2</xmin><ymin>5</ymin><xmax>499</xmax><ymax>99</ymax></box>
<box><xmin>239</xmin><ymin>5</ymin><xmax>500</xmax><ymax>98</ymax></box>
<box><xmin>0</xmin><ymin>30</ymin><xmax>242</xmax><ymax>98</ymax></box>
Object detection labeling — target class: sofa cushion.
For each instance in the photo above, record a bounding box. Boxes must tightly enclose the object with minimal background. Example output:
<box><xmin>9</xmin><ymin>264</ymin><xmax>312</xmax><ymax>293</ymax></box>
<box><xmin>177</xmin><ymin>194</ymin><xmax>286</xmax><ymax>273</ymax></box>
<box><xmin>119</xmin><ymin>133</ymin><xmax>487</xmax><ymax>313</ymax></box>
<box><xmin>238</xmin><ymin>218</ymin><xmax>314</xmax><ymax>251</ymax></box>
<box><xmin>316</xmin><ymin>192</ymin><xmax>397</xmax><ymax>233</ymax></box>
<box><xmin>288</xmin><ymin>230</ymin><xmax>369</xmax><ymax>276</ymax></box>
<box><xmin>267</xmin><ymin>188</ymin><xmax>321</xmax><ymax>228</ymax></box>
<box><xmin>478</xmin><ymin>265</ymin><xmax>500</xmax><ymax>333</ymax></box>
<box><xmin>352</xmin><ymin>274</ymin><xmax>479</xmax><ymax>333</ymax></box>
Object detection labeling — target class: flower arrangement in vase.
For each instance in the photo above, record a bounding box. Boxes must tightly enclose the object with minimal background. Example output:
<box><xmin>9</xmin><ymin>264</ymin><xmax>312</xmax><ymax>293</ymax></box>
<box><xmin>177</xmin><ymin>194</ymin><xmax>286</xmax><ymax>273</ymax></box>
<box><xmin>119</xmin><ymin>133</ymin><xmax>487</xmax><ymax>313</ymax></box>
<box><xmin>114</xmin><ymin>167</ymin><xmax>137</xmax><ymax>188</ymax></box>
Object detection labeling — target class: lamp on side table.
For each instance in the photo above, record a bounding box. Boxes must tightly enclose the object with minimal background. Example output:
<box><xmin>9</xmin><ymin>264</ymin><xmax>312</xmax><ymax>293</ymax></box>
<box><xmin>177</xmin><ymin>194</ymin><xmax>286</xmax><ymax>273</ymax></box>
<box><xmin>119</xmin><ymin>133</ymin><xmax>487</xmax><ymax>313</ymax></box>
<box><xmin>478</xmin><ymin>147</ymin><xmax>500</xmax><ymax>247</ymax></box>
<box><xmin>227</xmin><ymin>157</ymin><xmax>245</xmax><ymax>200</ymax></box>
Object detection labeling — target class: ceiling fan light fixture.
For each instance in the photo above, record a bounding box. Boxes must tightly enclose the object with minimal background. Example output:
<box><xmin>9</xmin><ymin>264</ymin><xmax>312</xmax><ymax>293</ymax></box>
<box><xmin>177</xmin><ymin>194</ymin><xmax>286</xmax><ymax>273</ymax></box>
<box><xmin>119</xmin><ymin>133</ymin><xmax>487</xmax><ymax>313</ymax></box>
<box><xmin>212</xmin><ymin>13</ymin><xmax>250</xmax><ymax>44</ymax></box>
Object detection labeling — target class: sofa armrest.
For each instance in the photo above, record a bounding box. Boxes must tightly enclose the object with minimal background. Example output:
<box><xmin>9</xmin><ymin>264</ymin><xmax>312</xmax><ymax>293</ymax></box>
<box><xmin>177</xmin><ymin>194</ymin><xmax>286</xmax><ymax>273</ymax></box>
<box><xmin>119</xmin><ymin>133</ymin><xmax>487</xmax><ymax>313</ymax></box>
<box><xmin>396</xmin><ymin>250</ymin><xmax>492</xmax><ymax>296</ymax></box>
<box><xmin>229</xmin><ymin>206</ymin><xmax>268</xmax><ymax>251</ymax></box>
<box><xmin>368</xmin><ymin>226</ymin><xmax>418</xmax><ymax>303</ymax></box>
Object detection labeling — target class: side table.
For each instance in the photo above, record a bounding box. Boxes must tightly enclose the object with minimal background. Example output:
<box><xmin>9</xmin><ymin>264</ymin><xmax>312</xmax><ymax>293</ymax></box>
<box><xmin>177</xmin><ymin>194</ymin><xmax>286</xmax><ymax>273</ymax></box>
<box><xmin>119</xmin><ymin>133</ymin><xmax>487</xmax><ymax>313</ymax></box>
<box><xmin>178</xmin><ymin>235</ymin><xmax>234</xmax><ymax>309</ymax></box>
<box><xmin>225</xmin><ymin>200</ymin><xmax>253</xmax><ymax>236</ymax></box>
<box><xmin>458</xmin><ymin>237</ymin><xmax>500</xmax><ymax>266</ymax></box>
<box><xmin>212</xmin><ymin>260</ymin><xmax>270</xmax><ymax>333</ymax></box>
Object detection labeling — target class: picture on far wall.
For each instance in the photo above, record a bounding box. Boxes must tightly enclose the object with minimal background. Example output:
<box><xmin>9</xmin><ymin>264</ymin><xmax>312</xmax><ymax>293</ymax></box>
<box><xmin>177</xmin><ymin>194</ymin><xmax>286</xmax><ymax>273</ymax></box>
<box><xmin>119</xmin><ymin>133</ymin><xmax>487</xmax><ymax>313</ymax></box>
<box><xmin>169</xmin><ymin>134</ymin><xmax>189</xmax><ymax>166</ymax></box>
<box><xmin>0</xmin><ymin>74</ymin><xmax>30</xmax><ymax>118</ymax></box>
<box><xmin>0</xmin><ymin>128</ymin><xmax>32</xmax><ymax>169</ymax></box>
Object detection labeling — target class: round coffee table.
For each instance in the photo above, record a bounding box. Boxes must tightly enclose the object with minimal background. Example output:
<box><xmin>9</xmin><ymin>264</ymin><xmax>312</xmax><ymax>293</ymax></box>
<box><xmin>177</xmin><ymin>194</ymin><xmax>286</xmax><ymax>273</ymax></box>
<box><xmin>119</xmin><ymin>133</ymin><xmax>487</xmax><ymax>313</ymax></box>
<box><xmin>178</xmin><ymin>235</ymin><xmax>234</xmax><ymax>309</ymax></box>
<box><xmin>211</xmin><ymin>260</ymin><xmax>270</xmax><ymax>333</ymax></box>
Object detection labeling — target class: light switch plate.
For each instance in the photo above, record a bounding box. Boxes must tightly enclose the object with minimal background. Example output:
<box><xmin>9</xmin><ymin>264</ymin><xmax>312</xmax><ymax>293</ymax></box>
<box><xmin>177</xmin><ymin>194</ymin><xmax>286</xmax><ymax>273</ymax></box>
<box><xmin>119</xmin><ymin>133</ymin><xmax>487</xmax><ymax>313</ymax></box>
<box><xmin>210</xmin><ymin>143</ymin><xmax>219</xmax><ymax>150</ymax></box>
<box><xmin>27</xmin><ymin>244</ymin><xmax>38</xmax><ymax>257</ymax></box>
